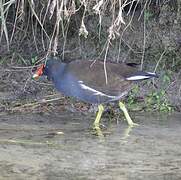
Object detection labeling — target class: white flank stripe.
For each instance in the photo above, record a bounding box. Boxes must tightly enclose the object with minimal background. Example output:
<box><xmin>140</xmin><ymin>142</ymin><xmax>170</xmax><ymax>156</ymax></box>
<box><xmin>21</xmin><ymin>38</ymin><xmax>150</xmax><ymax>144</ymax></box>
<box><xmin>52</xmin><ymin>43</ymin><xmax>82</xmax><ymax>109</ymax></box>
<box><xmin>126</xmin><ymin>75</ymin><xmax>150</xmax><ymax>80</ymax></box>
<box><xmin>147</xmin><ymin>72</ymin><xmax>156</xmax><ymax>75</ymax></box>
<box><xmin>78</xmin><ymin>81</ymin><xmax>117</xmax><ymax>99</ymax></box>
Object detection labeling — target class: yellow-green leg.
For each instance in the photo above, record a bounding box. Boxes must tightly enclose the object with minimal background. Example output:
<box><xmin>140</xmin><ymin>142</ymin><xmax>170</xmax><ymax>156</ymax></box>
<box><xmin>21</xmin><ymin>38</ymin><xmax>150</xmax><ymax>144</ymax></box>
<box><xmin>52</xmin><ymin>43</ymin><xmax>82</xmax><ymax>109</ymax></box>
<box><xmin>119</xmin><ymin>101</ymin><xmax>138</xmax><ymax>127</ymax></box>
<box><xmin>93</xmin><ymin>104</ymin><xmax>104</xmax><ymax>129</ymax></box>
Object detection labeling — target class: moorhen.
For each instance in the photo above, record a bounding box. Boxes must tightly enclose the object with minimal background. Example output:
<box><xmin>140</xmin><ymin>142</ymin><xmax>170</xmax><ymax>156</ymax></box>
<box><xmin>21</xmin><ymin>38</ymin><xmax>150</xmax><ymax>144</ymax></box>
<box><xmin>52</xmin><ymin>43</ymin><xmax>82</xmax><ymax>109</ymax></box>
<box><xmin>33</xmin><ymin>57</ymin><xmax>158</xmax><ymax>129</ymax></box>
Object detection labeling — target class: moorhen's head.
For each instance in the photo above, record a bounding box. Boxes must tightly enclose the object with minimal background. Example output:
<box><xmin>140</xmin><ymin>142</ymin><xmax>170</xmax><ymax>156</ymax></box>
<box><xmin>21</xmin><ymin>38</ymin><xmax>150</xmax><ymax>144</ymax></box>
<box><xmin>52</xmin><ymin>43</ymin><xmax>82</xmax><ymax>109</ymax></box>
<box><xmin>32</xmin><ymin>58</ymin><xmax>63</xmax><ymax>80</ymax></box>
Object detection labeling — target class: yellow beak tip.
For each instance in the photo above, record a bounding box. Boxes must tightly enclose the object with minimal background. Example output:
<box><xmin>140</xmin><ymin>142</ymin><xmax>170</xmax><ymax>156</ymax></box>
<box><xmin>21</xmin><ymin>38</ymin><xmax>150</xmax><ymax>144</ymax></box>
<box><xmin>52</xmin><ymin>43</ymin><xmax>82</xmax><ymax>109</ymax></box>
<box><xmin>32</xmin><ymin>74</ymin><xmax>39</xmax><ymax>80</ymax></box>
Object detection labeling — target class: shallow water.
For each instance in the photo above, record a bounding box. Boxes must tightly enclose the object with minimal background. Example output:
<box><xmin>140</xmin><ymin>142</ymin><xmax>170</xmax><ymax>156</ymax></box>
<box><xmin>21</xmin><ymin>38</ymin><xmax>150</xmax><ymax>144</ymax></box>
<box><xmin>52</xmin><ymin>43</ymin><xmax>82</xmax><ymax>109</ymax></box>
<box><xmin>0</xmin><ymin>112</ymin><xmax>181</xmax><ymax>180</ymax></box>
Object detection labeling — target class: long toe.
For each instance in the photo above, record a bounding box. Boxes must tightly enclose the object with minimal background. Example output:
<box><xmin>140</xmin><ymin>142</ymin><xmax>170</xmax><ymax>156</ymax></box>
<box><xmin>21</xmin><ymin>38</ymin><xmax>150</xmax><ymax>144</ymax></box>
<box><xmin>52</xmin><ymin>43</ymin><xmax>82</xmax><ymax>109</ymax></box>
<box><xmin>92</xmin><ymin>125</ymin><xmax>104</xmax><ymax>137</ymax></box>
<box><xmin>129</xmin><ymin>122</ymin><xmax>139</xmax><ymax>127</ymax></box>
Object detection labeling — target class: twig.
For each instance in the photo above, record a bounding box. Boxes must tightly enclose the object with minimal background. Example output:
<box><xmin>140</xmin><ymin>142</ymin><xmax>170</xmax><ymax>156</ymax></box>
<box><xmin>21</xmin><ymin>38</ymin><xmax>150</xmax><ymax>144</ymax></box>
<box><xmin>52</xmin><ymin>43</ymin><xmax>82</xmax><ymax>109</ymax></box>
<box><xmin>140</xmin><ymin>11</ymin><xmax>146</xmax><ymax>70</ymax></box>
<box><xmin>103</xmin><ymin>40</ymin><xmax>110</xmax><ymax>84</ymax></box>
<box><xmin>27</xmin><ymin>0</ymin><xmax>50</xmax><ymax>41</ymax></box>
<box><xmin>10</xmin><ymin>0</ymin><xmax>20</xmax><ymax>44</ymax></box>
<box><xmin>0</xmin><ymin>0</ymin><xmax>10</xmax><ymax>50</ymax></box>
<box><xmin>154</xmin><ymin>48</ymin><xmax>167</xmax><ymax>73</ymax></box>
<box><xmin>117</xmin><ymin>0</ymin><xmax>141</xmax><ymax>61</ymax></box>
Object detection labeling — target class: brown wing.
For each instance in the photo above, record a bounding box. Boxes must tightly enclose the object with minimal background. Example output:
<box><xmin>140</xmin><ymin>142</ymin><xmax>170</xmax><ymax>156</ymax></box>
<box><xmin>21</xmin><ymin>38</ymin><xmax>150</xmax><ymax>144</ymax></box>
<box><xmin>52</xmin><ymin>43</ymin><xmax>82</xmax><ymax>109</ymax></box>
<box><xmin>67</xmin><ymin>60</ymin><xmax>137</xmax><ymax>96</ymax></box>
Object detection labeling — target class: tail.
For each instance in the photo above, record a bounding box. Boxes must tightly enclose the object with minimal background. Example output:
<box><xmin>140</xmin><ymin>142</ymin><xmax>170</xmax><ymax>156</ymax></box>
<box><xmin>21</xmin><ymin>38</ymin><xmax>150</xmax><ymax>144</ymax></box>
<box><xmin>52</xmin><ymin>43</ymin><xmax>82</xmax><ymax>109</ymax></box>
<box><xmin>126</xmin><ymin>71</ymin><xmax>158</xmax><ymax>81</ymax></box>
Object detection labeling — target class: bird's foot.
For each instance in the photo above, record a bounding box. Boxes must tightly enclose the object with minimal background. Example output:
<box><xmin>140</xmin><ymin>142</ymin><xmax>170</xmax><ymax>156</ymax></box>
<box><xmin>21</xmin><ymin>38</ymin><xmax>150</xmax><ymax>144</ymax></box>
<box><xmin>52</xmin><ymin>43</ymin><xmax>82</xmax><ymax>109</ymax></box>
<box><xmin>92</xmin><ymin>124</ymin><xmax>104</xmax><ymax>137</ymax></box>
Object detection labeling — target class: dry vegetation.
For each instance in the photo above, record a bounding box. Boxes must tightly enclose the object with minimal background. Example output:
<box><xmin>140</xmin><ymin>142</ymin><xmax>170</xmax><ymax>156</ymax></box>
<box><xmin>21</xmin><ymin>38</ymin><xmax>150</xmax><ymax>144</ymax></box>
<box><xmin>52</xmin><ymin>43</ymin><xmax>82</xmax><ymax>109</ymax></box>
<box><xmin>1</xmin><ymin>0</ymin><xmax>137</xmax><ymax>56</ymax></box>
<box><xmin>1</xmin><ymin>0</ymin><xmax>179</xmax><ymax>60</ymax></box>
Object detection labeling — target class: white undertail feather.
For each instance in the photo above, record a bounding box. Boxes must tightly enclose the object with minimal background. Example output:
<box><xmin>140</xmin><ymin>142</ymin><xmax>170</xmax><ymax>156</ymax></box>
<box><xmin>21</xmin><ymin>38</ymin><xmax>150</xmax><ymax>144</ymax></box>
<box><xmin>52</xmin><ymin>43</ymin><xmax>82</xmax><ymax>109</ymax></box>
<box><xmin>146</xmin><ymin>72</ymin><xmax>157</xmax><ymax>75</ymax></box>
<box><xmin>126</xmin><ymin>76</ymin><xmax>149</xmax><ymax>80</ymax></box>
<box><xmin>126</xmin><ymin>72</ymin><xmax>157</xmax><ymax>81</ymax></box>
